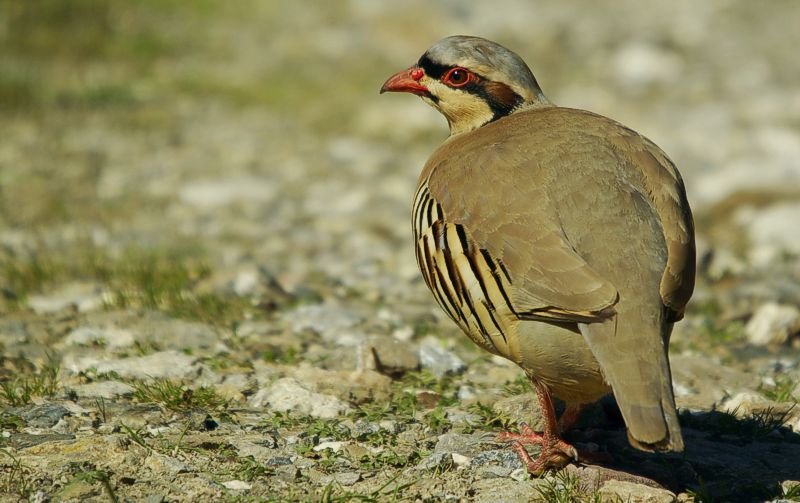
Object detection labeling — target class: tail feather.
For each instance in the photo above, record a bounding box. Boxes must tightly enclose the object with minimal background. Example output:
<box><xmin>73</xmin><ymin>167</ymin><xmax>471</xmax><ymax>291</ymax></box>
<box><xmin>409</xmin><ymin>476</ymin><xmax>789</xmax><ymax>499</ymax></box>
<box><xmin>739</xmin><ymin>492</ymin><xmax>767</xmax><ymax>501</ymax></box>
<box><xmin>579</xmin><ymin>311</ymin><xmax>683</xmax><ymax>452</ymax></box>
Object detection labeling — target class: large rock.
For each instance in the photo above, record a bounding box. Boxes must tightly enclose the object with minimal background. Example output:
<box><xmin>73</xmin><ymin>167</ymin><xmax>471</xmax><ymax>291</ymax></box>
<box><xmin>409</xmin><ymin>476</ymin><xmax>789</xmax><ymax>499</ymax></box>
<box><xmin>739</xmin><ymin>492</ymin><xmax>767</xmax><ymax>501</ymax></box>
<box><xmin>418</xmin><ymin>342</ymin><xmax>466</xmax><ymax>377</ymax></box>
<box><xmin>64</xmin><ymin>326</ymin><xmax>136</xmax><ymax>349</ymax></box>
<box><xmin>599</xmin><ymin>480</ymin><xmax>676</xmax><ymax>503</ymax></box>
<box><xmin>745</xmin><ymin>302</ymin><xmax>800</xmax><ymax>346</ymax></box>
<box><xmin>249</xmin><ymin>377</ymin><xmax>350</xmax><ymax>418</ymax></box>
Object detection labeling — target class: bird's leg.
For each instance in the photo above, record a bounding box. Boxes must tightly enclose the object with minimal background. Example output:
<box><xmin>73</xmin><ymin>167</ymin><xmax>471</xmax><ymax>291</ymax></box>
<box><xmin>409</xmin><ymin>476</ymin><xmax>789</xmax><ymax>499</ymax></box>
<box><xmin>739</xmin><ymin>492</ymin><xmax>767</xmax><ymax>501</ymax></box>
<box><xmin>557</xmin><ymin>403</ymin><xmax>585</xmax><ymax>433</ymax></box>
<box><xmin>497</xmin><ymin>380</ymin><xmax>578</xmax><ymax>476</ymax></box>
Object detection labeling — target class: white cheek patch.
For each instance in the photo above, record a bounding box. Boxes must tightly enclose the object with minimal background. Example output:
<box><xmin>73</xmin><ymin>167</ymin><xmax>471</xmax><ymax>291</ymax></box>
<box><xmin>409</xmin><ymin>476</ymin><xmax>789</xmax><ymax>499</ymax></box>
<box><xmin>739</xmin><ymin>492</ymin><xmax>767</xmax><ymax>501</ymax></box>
<box><xmin>435</xmin><ymin>86</ymin><xmax>495</xmax><ymax>135</ymax></box>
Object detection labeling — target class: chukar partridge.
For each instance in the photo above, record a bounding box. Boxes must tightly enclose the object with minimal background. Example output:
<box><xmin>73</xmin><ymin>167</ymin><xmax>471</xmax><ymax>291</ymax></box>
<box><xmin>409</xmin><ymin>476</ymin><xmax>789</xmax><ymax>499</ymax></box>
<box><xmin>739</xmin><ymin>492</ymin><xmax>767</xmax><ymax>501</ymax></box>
<box><xmin>381</xmin><ymin>36</ymin><xmax>695</xmax><ymax>474</ymax></box>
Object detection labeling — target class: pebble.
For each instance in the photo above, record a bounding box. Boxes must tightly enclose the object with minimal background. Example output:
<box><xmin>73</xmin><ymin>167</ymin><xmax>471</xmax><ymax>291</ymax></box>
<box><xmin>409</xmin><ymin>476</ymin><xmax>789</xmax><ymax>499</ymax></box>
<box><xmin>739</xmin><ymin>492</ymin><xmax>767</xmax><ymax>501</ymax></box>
<box><xmin>366</xmin><ymin>336</ymin><xmax>419</xmax><ymax>376</ymax></box>
<box><xmin>221</xmin><ymin>480</ymin><xmax>252</xmax><ymax>491</ymax></box>
<box><xmin>144</xmin><ymin>452</ymin><xmax>190</xmax><ymax>475</ymax></box>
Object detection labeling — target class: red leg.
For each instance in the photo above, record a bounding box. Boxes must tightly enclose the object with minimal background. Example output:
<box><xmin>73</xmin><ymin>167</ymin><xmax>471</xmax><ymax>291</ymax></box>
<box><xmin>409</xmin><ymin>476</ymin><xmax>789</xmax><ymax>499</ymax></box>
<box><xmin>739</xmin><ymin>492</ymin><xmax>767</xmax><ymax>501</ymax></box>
<box><xmin>557</xmin><ymin>403</ymin><xmax>585</xmax><ymax>433</ymax></box>
<box><xmin>497</xmin><ymin>380</ymin><xmax>579</xmax><ymax>476</ymax></box>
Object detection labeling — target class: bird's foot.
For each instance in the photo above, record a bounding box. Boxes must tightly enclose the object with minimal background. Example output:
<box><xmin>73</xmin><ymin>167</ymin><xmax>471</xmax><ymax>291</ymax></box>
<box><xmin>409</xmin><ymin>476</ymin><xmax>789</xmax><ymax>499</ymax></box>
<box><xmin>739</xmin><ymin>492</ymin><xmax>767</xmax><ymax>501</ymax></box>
<box><xmin>496</xmin><ymin>422</ymin><xmax>543</xmax><ymax>445</ymax></box>
<box><xmin>498</xmin><ymin>422</ymin><xmax>578</xmax><ymax>476</ymax></box>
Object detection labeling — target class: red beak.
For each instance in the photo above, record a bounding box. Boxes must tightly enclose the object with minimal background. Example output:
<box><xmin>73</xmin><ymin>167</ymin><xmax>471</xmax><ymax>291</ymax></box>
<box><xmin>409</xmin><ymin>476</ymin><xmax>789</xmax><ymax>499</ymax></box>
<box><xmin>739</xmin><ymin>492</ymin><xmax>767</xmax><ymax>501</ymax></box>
<box><xmin>380</xmin><ymin>67</ymin><xmax>429</xmax><ymax>96</ymax></box>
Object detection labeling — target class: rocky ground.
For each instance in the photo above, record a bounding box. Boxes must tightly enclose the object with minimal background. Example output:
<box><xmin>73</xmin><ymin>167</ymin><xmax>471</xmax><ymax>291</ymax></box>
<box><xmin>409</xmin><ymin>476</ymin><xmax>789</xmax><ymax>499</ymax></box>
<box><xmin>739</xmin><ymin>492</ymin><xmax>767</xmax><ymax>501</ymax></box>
<box><xmin>2</xmin><ymin>1</ymin><xmax>800</xmax><ymax>501</ymax></box>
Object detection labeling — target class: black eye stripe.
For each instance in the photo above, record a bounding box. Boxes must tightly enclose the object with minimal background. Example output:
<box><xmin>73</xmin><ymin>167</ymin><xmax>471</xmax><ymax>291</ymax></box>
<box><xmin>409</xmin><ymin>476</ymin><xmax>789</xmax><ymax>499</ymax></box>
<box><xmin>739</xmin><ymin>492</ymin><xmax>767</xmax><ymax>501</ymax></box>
<box><xmin>418</xmin><ymin>54</ymin><xmax>450</xmax><ymax>79</ymax></box>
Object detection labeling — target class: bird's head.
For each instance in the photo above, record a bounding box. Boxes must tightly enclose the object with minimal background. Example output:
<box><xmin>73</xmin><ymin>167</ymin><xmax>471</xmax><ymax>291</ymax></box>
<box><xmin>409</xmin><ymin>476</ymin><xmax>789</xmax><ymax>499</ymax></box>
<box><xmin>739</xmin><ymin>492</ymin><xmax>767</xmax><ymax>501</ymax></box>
<box><xmin>381</xmin><ymin>35</ymin><xmax>551</xmax><ymax>136</ymax></box>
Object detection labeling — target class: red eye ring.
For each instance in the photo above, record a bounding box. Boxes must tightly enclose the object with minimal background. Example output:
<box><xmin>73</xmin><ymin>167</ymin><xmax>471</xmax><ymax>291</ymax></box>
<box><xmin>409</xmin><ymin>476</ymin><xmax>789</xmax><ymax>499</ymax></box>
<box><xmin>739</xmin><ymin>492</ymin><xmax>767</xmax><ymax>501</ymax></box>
<box><xmin>443</xmin><ymin>67</ymin><xmax>473</xmax><ymax>87</ymax></box>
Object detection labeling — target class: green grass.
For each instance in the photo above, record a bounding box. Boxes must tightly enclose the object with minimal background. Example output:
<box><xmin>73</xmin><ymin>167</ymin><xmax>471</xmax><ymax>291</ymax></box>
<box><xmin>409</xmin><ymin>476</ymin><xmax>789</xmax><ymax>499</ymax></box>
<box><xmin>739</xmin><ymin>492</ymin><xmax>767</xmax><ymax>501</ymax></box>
<box><xmin>534</xmin><ymin>470</ymin><xmax>604</xmax><ymax>502</ymax></box>
<box><xmin>0</xmin><ymin>359</ymin><xmax>60</xmax><ymax>406</ymax></box>
<box><xmin>318</xmin><ymin>474</ymin><xmax>418</xmax><ymax>503</ymax></box>
<box><xmin>70</xmin><ymin>469</ymin><xmax>120</xmax><ymax>503</ymax></box>
<box><xmin>680</xmin><ymin>406</ymin><xmax>793</xmax><ymax>441</ymax></box>
<box><xmin>0</xmin><ymin>0</ymin><xmax>213</xmax><ymax>112</ymax></box>
<box><xmin>0</xmin><ymin>449</ymin><xmax>34</xmax><ymax>498</ymax></box>
<box><xmin>760</xmin><ymin>373</ymin><xmax>798</xmax><ymax>403</ymax></box>
<box><xmin>1</xmin><ymin>244</ymin><xmax>256</xmax><ymax>326</ymax></box>
<box><xmin>132</xmin><ymin>378</ymin><xmax>228</xmax><ymax>412</ymax></box>
<box><xmin>781</xmin><ymin>481</ymin><xmax>800</xmax><ymax>501</ymax></box>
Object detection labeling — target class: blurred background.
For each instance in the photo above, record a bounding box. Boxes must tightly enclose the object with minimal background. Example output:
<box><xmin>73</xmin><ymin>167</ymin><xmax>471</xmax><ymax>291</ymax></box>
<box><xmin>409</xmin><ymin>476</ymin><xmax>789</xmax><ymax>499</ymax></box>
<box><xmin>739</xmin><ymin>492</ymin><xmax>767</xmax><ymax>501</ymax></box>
<box><xmin>2</xmin><ymin>1</ymin><xmax>799</xmax><ymax>314</ymax></box>
<box><xmin>1</xmin><ymin>0</ymin><xmax>800</xmax><ymax>499</ymax></box>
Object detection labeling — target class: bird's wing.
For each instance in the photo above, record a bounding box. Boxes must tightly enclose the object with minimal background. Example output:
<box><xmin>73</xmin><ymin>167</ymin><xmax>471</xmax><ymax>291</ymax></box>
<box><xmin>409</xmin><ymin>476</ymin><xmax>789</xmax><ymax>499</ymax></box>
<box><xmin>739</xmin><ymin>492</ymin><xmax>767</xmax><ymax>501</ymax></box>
<box><xmin>424</xmin><ymin>137</ymin><xmax>619</xmax><ymax>324</ymax></box>
<box><xmin>608</xmin><ymin>130</ymin><xmax>695</xmax><ymax>321</ymax></box>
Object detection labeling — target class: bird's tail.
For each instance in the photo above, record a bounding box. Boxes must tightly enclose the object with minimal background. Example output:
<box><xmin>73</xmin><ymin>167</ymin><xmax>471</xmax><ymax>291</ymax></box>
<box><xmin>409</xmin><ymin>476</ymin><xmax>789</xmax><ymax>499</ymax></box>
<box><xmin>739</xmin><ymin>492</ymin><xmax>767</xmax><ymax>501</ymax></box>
<box><xmin>580</xmin><ymin>310</ymin><xmax>683</xmax><ymax>452</ymax></box>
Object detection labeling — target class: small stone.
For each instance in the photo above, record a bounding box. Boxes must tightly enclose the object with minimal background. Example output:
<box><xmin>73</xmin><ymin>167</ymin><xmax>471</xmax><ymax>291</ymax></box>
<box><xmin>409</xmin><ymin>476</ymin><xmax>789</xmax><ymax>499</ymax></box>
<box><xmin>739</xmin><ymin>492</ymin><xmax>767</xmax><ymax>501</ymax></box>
<box><xmin>378</xmin><ymin>419</ymin><xmax>400</xmax><ymax>434</ymax></box>
<box><xmin>64</xmin><ymin>326</ymin><xmax>136</xmax><ymax>349</ymax></box>
<box><xmin>314</xmin><ymin>441</ymin><xmax>346</xmax><ymax>452</ymax></box>
<box><xmin>222</xmin><ymin>480</ymin><xmax>252</xmax><ymax>491</ymax></box>
<box><xmin>418</xmin><ymin>342</ymin><xmax>466</xmax><ymax>377</ymax></box>
<box><xmin>367</xmin><ymin>336</ymin><xmax>419</xmax><ymax>376</ymax></box>
<box><xmin>745</xmin><ymin>302</ymin><xmax>800</xmax><ymax>346</ymax></box>
<box><xmin>350</xmin><ymin>420</ymin><xmax>380</xmax><ymax>439</ymax></box>
<box><xmin>266</xmin><ymin>456</ymin><xmax>293</xmax><ymax>466</ymax></box>
<box><xmin>599</xmin><ymin>479</ymin><xmax>676</xmax><ymax>503</ymax></box>
<box><xmin>416</xmin><ymin>452</ymin><xmax>452</xmax><ymax>471</ymax></box>
<box><xmin>458</xmin><ymin>385</ymin><xmax>478</xmax><ymax>401</ymax></box>
<box><xmin>451</xmin><ymin>453</ymin><xmax>471</xmax><ymax>467</ymax></box>
<box><xmin>70</xmin><ymin>381</ymin><xmax>135</xmax><ymax>399</ymax></box>
<box><xmin>331</xmin><ymin>472</ymin><xmax>361</xmax><ymax>486</ymax></box>
<box><xmin>249</xmin><ymin>377</ymin><xmax>350</xmax><ymax>418</ymax></box>
<box><xmin>145</xmin><ymin>452</ymin><xmax>190</xmax><ymax>475</ymax></box>
<box><xmin>477</xmin><ymin>465</ymin><xmax>513</xmax><ymax>479</ymax></box>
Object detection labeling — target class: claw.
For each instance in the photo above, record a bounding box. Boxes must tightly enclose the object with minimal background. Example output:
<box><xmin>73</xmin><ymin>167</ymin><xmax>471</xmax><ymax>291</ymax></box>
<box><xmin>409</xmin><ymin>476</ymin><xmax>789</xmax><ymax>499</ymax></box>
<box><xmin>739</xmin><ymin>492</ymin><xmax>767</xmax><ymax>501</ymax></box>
<box><xmin>498</xmin><ymin>380</ymin><xmax>585</xmax><ymax>476</ymax></box>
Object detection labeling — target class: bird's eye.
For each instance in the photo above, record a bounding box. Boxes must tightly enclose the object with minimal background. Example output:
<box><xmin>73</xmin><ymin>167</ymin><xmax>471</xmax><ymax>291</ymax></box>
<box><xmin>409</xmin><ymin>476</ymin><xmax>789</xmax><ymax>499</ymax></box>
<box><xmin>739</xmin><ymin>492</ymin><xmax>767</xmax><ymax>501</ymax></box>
<box><xmin>444</xmin><ymin>67</ymin><xmax>472</xmax><ymax>87</ymax></box>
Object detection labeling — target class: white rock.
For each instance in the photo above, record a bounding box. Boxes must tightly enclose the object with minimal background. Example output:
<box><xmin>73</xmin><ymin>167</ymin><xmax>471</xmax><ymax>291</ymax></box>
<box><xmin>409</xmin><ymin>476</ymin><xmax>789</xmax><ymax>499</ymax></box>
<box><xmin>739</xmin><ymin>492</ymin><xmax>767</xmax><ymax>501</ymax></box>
<box><xmin>722</xmin><ymin>390</ymin><xmax>772</xmax><ymax>415</ymax></box>
<box><xmin>70</xmin><ymin>381</ymin><xmax>135</xmax><ymax>399</ymax></box>
<box><xmin>145</xmin><ymin>452</ymin><xmax>189</xmax><ymax>474</ymax></box>
<box><xmin>233</xmin><ymin>268</ymin><xmax>261</xmax><ymax>296</ymax></box>
<box><xmin>599</xmin><ymin>479</ymin><xmax>676</xmax><ymax>503</ymax></box>
<box><xmin>611</xmin><ymin>42</ymin><xmax>682</xmax><ymax>88</ymax></box>
<box><xmin>27</xmin><ymin>283</ymin><xmax>107</xmax><ymax>314</ymax></box>
<box><xmin>249</xmin><ymin>378</ymin><xmax>350</xmax><ymax>418</ymax></box>
<box><xmin>283</xmin><ymin>302</ymin><xmax>364</xmax><ymax>345</ymax></box>
<box><xmin>745</xmin><ymin>302</ymin><xmax>800</xmax><ymax>346</ymax></box>
<box><xmin>64</xmin><ymin>327</ymin><xmax>136</xmax><ymax>349</ymax></box>
<box><xmin>66</xmin><ymin>350</ymin><xmax>198</xmax><ymax>380</ymax></box>
<box><xmin>418</xmin><ymin>342</ymin><xmax>466</xmax><ymax>377</ymax></box>
<box><xmin>451</xmin><ymin>453</ymin><xmax>471</xmax><ymax>467</ymax></box>
<box><xmin>742</xmin><ymin>201</ymin><xmax>800</xmax><ymax>266</ymax></box>
<box><xmin>314</xmin><ymin>441</ymin><xmax>346</xmax><ymax>452</ymax></box>
<box><xmin>179</xmin><ymin>177</ymin><xmax>275</xmax><ymax>209</ymax></box>
<box><xmin>222</xmin><ymin>480</ymin><xmax>252</xmax><ymax>491</ymax></box>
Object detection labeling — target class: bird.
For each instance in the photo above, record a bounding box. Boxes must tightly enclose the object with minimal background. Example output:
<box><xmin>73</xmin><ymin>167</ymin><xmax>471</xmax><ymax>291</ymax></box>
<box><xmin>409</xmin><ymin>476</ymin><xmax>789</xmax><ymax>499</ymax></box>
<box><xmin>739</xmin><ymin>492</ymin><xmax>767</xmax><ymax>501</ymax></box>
<box><xmin>380</xmin><ymin>35</ymin><xmax>695</xmax><ymax>475</ymax></box>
